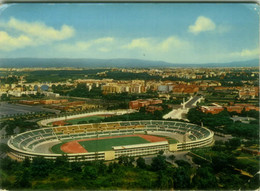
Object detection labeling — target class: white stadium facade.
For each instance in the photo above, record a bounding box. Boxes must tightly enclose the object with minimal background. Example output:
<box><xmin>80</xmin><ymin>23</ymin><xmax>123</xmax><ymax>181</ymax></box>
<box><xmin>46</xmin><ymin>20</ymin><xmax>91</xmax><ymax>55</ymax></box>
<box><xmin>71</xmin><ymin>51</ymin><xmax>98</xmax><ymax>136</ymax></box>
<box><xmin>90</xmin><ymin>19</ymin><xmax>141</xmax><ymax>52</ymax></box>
<box><xmin>8</xmin><ymin>119</ymin><xmax>214</xmax><ymax>162</ymax></box>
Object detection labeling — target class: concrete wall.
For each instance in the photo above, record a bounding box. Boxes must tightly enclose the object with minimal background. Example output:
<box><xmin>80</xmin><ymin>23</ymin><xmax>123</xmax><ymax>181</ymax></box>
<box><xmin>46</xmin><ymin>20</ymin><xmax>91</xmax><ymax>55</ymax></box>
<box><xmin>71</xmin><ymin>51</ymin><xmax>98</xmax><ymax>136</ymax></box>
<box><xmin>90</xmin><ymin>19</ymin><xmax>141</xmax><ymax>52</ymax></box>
<box><xmin>169</xmin><ymin>144</ymin><xmax>178</xmax><ymax>151</ymax></box>
<box><xmin>104</xmin><ymin>151</ymin><xmax>115</xmax><ymax>160</ymax></box>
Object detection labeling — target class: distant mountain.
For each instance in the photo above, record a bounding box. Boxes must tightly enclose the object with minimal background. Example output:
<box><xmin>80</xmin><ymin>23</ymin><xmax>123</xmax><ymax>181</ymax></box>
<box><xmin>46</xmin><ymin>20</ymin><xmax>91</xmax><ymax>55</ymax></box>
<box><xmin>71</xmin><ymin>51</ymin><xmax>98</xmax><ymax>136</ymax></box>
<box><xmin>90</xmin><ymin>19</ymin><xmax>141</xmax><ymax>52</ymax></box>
<box><xmin>203</xmin><ymin>59</ymin><xmax>259</xmax><ymax>68</ymax></box>
<box><xmin>0</xmin><ymin>58</ymin><xmax>258</xmax><ymax>68</ymax></box>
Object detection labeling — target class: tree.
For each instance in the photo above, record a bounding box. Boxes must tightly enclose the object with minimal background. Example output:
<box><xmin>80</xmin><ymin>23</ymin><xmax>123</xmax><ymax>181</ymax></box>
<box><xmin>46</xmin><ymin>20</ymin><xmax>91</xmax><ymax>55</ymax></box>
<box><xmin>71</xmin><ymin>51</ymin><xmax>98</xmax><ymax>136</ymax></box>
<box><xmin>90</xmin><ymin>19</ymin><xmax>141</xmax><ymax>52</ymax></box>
<box><xmin>158</xmin><ymin>150</ymin><xmax>164</xmax><ymax>155</ymax></box>
<box><xmin>136</xmin><ymin>171</ymin><xmax>153</xmax><ymax>188</ymax></box>
<box><xmin>212</xmin><ymin>153</ymin><xmax>236</xmax><ymax>172</ymax></box>
<box><xmin>136</xmin><ymin>157</ymin><xmax>146</xmax><ymax>169</ymax></box>
<box><xmin>228</xmin><ymin>138</ymin><xmax>241</xmax><ymax>149</ymax></box>
<box><xmin>55</xmin><ymin>155</ymin><xmax>68</xmax><ymax>167</ymax></box>
<box><xmin>151</xmin><ymin>154</ymin><xmax>167</xmax><ymax>171</ymax></box>
<box><xmin>172</xmin><ymin>167</ymin><xmax>191</xmax><ymax>189</ymax></box>
<box><xmin>83</xmin><ymin>165</ymin><xmax>98</xmax><ymax>180</ymax></box>
<box><xmin>139</xmin><ymin>107</ymin><xmax>146</xmax><ymax>113</ymax></box>
<box><xmin>22</xmin><ymin>157</ymin><xmax>31</xmax><ymax>168</ymax></box>
<box><xmin>175</xmin><ymin>160</ymin><xmax>191</xmax><ymax>168</ymax></box>
<box><xmin>0</xmin><ymin>143</ymin><xmax>10</xmax><ymax>153</ymax></box>
<box><xmin>1</xmin><ymin>94</ymin><xmax>10</xmax><ymax>101</ymax></box>
<box><xmin>154</xmin><ymin>110</ymin><xmax>163</xmax><ymax>120</ymax></box>
<box><xmin>156</xmin><ymin>170</ymin><xmax>172</xmax><ymax>189</ymax></box>
<box><xmin>30</xmin><ymin>157</ymin><xmax>52</xmax><ymax>178</ymax></box>
<box><xmin>247</xmin><ymin>174</ymin><xmax>260</xmax><ymax>190</ymax></box>
<box><xmin>14</xmin><ymin>168</ymin><xmax>31</xmax><ymax>188</ymax></box>
<box><xmin>5</xmin><ymin>126</ymin><xmax>15</xmax><ymax>135</ymax></box>
<box><xmin>118</xmin><ymin>155</ymin><xmax>134</xmax><ymax>166</ymax></box>
<box><xmin>192</xmin><ymin>167</ymin><xmax>217</xmax><ymax>189</ymax></box>
<box><xmin>168</xmin><ymin>155</ymin><xmax>175</xmax><ymax>162</ymax></box>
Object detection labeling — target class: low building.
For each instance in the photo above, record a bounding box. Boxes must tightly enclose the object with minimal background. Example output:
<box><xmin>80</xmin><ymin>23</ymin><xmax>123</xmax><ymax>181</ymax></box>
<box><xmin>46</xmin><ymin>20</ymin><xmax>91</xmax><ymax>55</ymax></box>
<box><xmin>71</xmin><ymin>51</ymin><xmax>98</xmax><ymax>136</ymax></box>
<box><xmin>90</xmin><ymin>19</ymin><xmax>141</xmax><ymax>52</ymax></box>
<box><xmin>172</xmin><ymin>84</ymin><xmax>199</xmax><ymax>95</ymax></box>
<box><xmin>200</xmin><ymin>103</ymin><xmax>259</xmax><ymax>114</ymax></box>
<box><xmin>200</xmin><ymin>106</ymin><xmax>224</xmax><ymax>114</ymax></box>
<box><xmin>146</xmin><ymin>105</ymin><xmax>163</xmax><ymax>113</ymax></box>
<box><xmin>129</xmin><ymin>99</ymin><xmax>163</xmax><ymax>110</ymax></box>
<box><xmin>39</xmin><ymin>99</ymin><xmax>68</xmax><ymax>105</ymax></box>
<box><xmin>19</xmin><ymin>100</ymin><xmax>40</xmax><ymax>105</ymax></box>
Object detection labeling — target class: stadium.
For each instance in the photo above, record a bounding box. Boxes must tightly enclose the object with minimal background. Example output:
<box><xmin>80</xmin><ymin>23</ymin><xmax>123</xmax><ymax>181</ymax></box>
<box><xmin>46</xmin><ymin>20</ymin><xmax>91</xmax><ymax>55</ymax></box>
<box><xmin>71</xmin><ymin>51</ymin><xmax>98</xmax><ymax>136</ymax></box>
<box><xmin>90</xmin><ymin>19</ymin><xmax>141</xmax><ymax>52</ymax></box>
<box><xmin>8</xmin><ymin>120</ymin><xmax>214</xmax><ymax>162</ymax></box>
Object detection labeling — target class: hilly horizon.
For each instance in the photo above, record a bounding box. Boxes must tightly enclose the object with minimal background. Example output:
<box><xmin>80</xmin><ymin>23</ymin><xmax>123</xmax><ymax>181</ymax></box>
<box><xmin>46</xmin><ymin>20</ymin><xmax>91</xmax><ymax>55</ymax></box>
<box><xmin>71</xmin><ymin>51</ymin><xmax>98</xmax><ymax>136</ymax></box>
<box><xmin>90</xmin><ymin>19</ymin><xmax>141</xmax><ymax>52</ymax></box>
<box><xmin>0</xmin><ymin>58</ymin><xmax>258</xmax><ymax>68</ymax></box>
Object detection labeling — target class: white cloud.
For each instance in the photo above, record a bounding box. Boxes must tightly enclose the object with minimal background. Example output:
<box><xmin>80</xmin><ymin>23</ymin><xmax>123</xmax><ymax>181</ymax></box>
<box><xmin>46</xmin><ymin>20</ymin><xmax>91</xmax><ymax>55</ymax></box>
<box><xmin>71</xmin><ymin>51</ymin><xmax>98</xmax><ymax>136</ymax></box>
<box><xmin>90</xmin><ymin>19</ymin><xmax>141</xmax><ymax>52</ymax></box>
<box><xmin>0</xmin><ymin>17</ymin><xmax>75</xmax><ymax>51</ymax></box>
<box><xmin>158</xmin><ymin>36</ymin><xmax>189</xmax><ymax>51</ymax></box>
<box><xmin>55</xmin><ymin>36</ymin><xmax>191</xmax><ymax>63</ymax></box>
<box><xmin>124</xmin><ymin>38</ymin><xmax>151</xmax><ymax>50</ymax></box>
<box><xmin>98</xmin><ymin>47</ymin><xmax>110</xmax><ymax>52</ymax></box>
<box><xmin>188</xmin><ymin>16</ymin><xmax>216</xmax><ymax>35</ymax></box>
<box><xmin>123</xmin><ymin>36</ymin><xmax>189</xmax><ymax>52</ymax></box>
<box><xmin>230</xmin><ymin>48</ymin><xmax>259</xmax><ymax>58</ymax></box>
<box><xmin>57</xmin><ymin>42</ymin><xmax>91</xmax><ymax>52</ymax></box>
<box><xmin>57</xmin><ymin>37</ymin><xmax>115</xmax><ymax>52</ymax></box>
<box><xmin>94</xmin><ymin>37</ymin><xmax>114</xmax><ymax>44</ymax></box>
<box><xmin>0</xmin><ymin>31</ymin><xmax>33</xmax><ymax>51</ymax></box>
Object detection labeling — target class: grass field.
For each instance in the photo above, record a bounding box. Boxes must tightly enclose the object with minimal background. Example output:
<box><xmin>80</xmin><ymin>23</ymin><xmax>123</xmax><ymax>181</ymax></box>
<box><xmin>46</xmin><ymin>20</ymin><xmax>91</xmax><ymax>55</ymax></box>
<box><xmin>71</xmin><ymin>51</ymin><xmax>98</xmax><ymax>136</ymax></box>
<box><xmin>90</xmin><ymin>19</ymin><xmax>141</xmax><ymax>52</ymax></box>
<box><xmin>66</xmin><ymin>116</ymin><xmax>105</xmax><ymax>124</ymax></box>
<box><xmin>79</xmin><ymin>136</ymin><xmax>150</xmax><ymax>152</ymax></box>
<box><xmin>51</xmin><ymin>134</ymin><xmax>178</xmax><ymax>154</ymax></box>
<box><xmin>168</xmin><ymin>139</ymin><xmax>178</xmax><ymax>144</ymax></box>
<box><xmin>51</xmin><ymin>142</ymin><xmax>67</xmax><ymax>154</ymax></box>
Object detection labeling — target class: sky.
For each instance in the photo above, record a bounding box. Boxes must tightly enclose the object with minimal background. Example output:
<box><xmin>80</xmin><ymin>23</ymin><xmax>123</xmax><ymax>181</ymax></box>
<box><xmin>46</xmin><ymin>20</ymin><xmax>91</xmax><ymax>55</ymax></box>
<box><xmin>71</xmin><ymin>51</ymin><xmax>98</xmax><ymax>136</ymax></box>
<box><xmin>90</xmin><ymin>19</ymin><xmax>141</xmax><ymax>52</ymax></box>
<box><xmin>0</xmin><ymin>3</ymin><xmax>259</xmax><ymax>64</ymax></box>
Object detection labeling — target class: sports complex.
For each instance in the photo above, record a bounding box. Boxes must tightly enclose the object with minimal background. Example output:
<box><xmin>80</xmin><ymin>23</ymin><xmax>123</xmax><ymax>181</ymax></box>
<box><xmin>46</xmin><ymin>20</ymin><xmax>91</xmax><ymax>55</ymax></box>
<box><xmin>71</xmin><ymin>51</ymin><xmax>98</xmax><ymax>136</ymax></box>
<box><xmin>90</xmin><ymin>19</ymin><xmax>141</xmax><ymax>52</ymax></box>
<box><xmin>8</xmin><ymin>112</ymin><xmax>214</xmax><ymax>161</ymax></box>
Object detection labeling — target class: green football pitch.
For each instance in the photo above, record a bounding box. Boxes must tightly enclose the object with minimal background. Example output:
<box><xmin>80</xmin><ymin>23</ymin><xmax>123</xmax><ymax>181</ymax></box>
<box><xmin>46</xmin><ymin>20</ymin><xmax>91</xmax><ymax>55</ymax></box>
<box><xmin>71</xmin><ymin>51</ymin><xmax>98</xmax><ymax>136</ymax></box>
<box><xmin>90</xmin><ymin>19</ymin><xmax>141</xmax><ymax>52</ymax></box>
<box><xmin>66</xmin><ymin>116</ymin><xmax>105</xmax><ymax>124</ymax></box>
<box><xmin>79</xmin><ymin>136</ymin><xmax>150</xmax><ymax>152</ymax></box>
<box><xmin>51</xmin><ymin>142</ymin><xmax>67</xmax><ymax>154</ymax></box>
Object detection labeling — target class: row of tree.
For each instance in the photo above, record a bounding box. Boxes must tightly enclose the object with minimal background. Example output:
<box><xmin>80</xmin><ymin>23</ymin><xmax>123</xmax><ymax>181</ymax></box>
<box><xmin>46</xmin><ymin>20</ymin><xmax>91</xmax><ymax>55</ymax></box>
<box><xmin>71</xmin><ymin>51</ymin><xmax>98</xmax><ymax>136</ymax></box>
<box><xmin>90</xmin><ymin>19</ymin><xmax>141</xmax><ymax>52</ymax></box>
<box><xmin>1</xmin><ymin>148</ymin><xmax>258</xmax><ymax>190</ymax></box>
<box><xmin>187</xmin><ymin>107</ymin><xmax>259</xmax><ymax>139</ymax></box>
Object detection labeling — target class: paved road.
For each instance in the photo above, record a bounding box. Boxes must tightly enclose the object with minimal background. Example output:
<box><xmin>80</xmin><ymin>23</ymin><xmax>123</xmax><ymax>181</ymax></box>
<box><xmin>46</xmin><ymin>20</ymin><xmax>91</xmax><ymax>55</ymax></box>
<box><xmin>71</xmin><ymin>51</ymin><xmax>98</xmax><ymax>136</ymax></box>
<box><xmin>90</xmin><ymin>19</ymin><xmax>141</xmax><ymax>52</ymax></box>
<box><xmin>185</xmin><ymin>95</ymin><xmax>201</xmax><ymax>108</ymax></box>
<box><xmin>163</xmin><ymin>95</ymin><xmax>202</xmax><ymax>120</ymax></box>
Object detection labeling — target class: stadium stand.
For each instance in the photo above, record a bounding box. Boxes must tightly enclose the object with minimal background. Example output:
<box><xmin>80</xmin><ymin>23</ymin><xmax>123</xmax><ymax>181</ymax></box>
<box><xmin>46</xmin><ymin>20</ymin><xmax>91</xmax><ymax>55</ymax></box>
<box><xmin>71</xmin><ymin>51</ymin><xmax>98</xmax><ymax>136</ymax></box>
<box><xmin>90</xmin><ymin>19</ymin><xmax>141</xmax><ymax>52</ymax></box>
<box><xmin>8</xmin><ymin>120</ymin><xmax>214</xmax><ymax>162</ymax></box>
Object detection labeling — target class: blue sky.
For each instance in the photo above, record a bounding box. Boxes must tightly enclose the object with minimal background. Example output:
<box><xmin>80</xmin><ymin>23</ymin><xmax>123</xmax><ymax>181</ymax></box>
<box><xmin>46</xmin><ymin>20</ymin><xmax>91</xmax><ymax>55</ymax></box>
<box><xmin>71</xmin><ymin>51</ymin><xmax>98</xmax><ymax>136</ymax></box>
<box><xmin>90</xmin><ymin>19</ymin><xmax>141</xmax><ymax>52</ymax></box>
<box><xmin>0</xmin><ymin>3</ymin><xmax>259</xmax><ymax>64</ymax></box>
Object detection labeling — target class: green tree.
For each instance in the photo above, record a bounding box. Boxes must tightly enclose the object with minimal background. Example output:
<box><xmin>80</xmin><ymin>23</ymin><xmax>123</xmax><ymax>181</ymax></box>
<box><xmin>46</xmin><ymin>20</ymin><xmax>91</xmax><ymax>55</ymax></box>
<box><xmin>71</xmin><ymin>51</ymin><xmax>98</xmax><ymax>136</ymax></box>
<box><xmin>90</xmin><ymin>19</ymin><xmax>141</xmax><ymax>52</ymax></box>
<box><xmin>0</xmin><ymin>143</ymin><xmax>10</xmax><ymax>153</ymax></box>
<box><xmin>22</xmin><ymin>157</ymin><xmax>31</xmax><ymax>168</ymax></box>
<box><xmin>228</xmin><ymin>138</ymin><xmax>241</xmax><ymax>149</ymax></box>
<box><xmin>30</xmin><ymin>157</ymin><xmax>52</xmax><ymax>178</ymax></box>
<box><xmin>118</xmin><ymin>155</ymin><xmax>134</xmax><ymax>166</ymax></box>
<box><xmin>192</xmin><ymin>167</ymin><xmax>217</xmax><ymax>189</ymax></box>
<box><xmin>172</xmin><ymin>167</ymin><xmax>191</xmax><ymax>189</ymax></box>
<box><xmin>83</xmin><ymin>165</ymin><xmax>98</xmax><ymax>180</ymax></box>
<box><xmin>136</xmin><ymin>157</ymin><xmax>146</xmax><ymax>169</ymax></box>
<box><xmin>0</xmin><ymin>94</ymin><xmax>10</xmax><ymax>101</ymax></box>
<box><xmin>14</xmin><ymin>168</ymin><xmax>31</xmax><ymax>188</ymax></box>
<box><xmin>175</xmin><ymin>160</ymin><xmax>191</xmax><ymax>168</ymax></box>
<box><xmin>168</xmin><ymin>155</ymin><xmax>175</xmax><ymax>162</ymax></box>
<box><xmin>151</xmin><ymin>154</ymin><xmax>167</xmax><ymax>171</ymax></box>
<box><xmin>156</xmin><ymin>170</ymin><xmax>172</xmax><ymax>189</ymax></box>
<box><xmin>212</xmin><ymin>153</ymin><xmax>236</xmax><ymax>172</ymax></box>
<box><xmin>55</xmin><ymin>155</ymin><xmax>68</xmax><ymax>167</ymax></box>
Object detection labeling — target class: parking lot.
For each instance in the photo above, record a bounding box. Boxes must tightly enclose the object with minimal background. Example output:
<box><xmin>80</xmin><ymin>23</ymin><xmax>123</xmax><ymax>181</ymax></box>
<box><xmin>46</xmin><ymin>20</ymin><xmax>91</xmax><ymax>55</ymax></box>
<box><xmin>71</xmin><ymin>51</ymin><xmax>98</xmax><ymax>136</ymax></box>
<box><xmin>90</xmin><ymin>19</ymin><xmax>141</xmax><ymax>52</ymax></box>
<box><xmin>0</xmin><ymin>102</ymin><xmax>58</xmax><ymax>118</ymax></box>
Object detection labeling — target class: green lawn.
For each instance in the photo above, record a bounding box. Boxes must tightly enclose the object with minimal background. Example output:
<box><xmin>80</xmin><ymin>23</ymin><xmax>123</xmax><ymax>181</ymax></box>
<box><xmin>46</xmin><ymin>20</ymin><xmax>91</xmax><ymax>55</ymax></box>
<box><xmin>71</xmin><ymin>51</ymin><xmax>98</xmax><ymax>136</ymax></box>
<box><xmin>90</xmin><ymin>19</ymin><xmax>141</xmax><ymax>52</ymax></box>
<box><xmin>168</xmin><ymin>139</ymin><xmax>178</xmax><ymax>144</ymax></box>
<box><xmin>79</xmin><ymin>136</ymin><xmax>150</xmax><ymax>152</ymax></box>
<box><xmin>66</xmin><ymin>116</ymin><xmax>105</xmax><ymax>124</ymax></box>
<box><xmin>51</xmin><ymin>142</ymin><xmax>67</xmax><ymax>154</ymax></box>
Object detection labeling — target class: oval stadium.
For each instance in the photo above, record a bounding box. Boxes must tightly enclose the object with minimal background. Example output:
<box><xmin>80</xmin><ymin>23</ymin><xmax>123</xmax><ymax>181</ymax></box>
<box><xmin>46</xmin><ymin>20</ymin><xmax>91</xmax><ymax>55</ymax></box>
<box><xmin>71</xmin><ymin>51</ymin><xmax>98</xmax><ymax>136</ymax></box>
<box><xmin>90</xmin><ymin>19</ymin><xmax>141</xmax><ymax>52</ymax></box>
<box><xmin>8</xmin><ymin>120</ymin><xmax>214</xmax><ymax>162</ymax></box>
